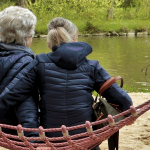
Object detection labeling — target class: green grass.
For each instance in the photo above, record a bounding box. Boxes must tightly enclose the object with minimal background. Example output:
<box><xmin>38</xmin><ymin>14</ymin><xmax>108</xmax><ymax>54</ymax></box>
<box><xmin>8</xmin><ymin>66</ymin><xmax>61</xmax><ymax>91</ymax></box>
<box><xmin>35</xmin><ymin>18</ymin><xmax>150</xmax><ymax>35</ymax></box>
<box><xmin>72</xmin><ymin>19</ymin><xmax>150</xmax><ymax>33</ymax></box>
<box><xmin>102</xmin><ymin>19</ymin><xmax>150</xmax><ymax>32</ymax></box>
<box><xmin>35</xmin><ymin>19</ymin><xmax>48</xmax><ymax>35</ymax></box>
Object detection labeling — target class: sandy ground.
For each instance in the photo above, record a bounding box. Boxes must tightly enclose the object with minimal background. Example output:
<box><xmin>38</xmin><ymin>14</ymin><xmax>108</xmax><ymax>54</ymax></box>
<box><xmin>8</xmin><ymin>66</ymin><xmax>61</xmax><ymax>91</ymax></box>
<box><xmin>0</xmin><ymin>93</ymin><xmax>150</xmax><ymax>150</ymax></box>
<box><xmin>100</xmin><ymin>93</ymin><xmax>150</xmax><ymax>150</ymax></box>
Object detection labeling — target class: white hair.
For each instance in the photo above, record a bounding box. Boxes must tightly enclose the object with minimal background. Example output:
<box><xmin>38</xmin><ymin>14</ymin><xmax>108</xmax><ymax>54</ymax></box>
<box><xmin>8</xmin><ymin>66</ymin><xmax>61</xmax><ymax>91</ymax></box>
<box><xmin>0</xmin><ymin>6</ymin><xmax>36</xmax><ymax>46</ymax></box>
<box><xmin>47</xmin><ymin>17</ymin><xmax>78</xmax><ymax>48</ymax></box>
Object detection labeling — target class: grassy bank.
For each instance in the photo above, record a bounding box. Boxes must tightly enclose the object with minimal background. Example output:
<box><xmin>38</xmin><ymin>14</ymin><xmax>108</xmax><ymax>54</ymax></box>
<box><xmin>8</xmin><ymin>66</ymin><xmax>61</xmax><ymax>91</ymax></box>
<box><xmin>36</xmin><ymin>18</ymin><xmax>150</xmax><ymax>35</ymax></box>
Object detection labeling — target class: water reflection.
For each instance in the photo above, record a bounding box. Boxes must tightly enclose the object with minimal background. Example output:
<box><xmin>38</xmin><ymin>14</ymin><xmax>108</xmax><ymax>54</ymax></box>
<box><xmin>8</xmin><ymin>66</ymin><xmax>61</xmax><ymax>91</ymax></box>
<box><xmin>30</xmin><ymin>36</ymin><xmax>150</xmax><ymax>92</ymax></box>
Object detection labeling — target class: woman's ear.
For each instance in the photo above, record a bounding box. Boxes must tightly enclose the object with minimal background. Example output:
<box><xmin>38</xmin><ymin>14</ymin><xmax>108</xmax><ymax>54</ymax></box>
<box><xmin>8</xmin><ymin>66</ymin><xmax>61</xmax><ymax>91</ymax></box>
<box><xmin>48</xmin><ymin>43</ymin><xmax>52</xmax><ymax>49</ymax></box>
<box><xmin>26</xmin><ymin>37</ymin><xmax>33</xmax><ymax>47</ymax></box>
<box><xmin>73</xmin><ymin>38</ymin><xmax>77</xmax><ymax>42</ymax></box>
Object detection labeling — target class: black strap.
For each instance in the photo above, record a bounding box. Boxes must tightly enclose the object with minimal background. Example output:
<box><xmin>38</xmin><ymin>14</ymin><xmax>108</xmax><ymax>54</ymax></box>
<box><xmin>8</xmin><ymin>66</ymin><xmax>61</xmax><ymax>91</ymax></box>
<box><xmin>96</xmin><ymin>76</ymin><xmax>122</xmax><ymax>150</ymax></box>
<box><xmin>108</xmin><ymin>130</ymin><xmax>119</xmax><ymax>150</ymax></box>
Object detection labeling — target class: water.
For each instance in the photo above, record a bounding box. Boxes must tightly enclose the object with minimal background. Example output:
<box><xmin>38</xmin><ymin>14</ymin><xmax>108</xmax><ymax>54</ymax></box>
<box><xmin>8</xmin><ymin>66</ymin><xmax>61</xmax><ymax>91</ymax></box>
<box><xmin>30</xmin><ymin>35</ymin><xmax>150</xmax><ymax>92</ymax></box>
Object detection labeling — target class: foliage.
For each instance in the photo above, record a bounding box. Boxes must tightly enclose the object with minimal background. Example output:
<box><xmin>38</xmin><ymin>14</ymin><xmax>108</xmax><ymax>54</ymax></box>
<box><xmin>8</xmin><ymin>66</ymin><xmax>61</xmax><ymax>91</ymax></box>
<box><xmin>3</xmin><ymin>0</ymin><xmax>150</xmax><ymax>21</ymax></box>
<box><xmin>0</xmin><ymin>0</ymin><xmax>15</xmax><ymax>11</ymax></box>
<box><xmin>24</xmin><ymin>0</ymin><xmax>150</xmax><ymax>29</ymax></box>
<box><xmin>84</xmin><ymin>21</ymin><xmax>100</xmax><ymax>34</ymax></box>
<box><xmin>2</xmin><ymin>0</ymin><xmax>150</xmax><ymax>34</ymax></box>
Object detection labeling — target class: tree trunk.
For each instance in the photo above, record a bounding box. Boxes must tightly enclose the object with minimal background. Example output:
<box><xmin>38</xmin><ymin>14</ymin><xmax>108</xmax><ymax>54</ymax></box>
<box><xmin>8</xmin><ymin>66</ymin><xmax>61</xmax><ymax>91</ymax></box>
<box><xmin>19</xmin><ymin>0</ymin><xmax>24</xmax><ymax>7</ymax></box>
<box><xmin>106</xmin><ymin>0</ymin><xmax>114</xmax><ymax>20</ymax></box>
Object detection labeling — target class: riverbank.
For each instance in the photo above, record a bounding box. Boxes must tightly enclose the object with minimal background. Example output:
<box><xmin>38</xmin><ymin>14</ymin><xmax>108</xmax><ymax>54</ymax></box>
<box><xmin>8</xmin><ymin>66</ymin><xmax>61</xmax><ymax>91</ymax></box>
<box><xmin>0</xmin><ymin>93</ymin><xmax>150</xmax><ymax>150</ymax></box>
<box><xmin>35</xmin><ymin>31</ymin><xmax>150</xmax><ymax>38</ymax></box>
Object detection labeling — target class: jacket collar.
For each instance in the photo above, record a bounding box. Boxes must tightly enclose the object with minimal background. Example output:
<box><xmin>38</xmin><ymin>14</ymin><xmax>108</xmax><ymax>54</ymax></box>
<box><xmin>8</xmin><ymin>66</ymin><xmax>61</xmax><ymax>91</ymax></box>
<box><xmin>0</xmin><ymin>42</ymin><xmax>35</xmax><ymax>57</ymax></box>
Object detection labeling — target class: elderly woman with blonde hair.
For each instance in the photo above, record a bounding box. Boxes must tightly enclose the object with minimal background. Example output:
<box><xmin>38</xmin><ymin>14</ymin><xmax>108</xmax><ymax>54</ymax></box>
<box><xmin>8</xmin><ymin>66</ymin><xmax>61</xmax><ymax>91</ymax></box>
<box><xmin>0</xmin><ymin>6</ymin><xmax>39</xmax><ymax>137</ymax></box>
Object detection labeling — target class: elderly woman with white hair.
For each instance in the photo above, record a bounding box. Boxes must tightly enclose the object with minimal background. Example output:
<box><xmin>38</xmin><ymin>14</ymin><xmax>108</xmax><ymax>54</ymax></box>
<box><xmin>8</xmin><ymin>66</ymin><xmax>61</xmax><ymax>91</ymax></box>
<box><xmin>0</xmin><ymin>6</ymin><xmax>39</xmax><ymax>137</ymax></box>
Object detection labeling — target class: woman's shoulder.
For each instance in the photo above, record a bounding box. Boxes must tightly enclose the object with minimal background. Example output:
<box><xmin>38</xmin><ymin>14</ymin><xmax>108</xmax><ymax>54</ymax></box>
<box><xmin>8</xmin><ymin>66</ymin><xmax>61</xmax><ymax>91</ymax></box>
<box><xmin>36</xmin><ymin>53</ymin><xmax>52</xmax><ymax>63</ymax></box>
<box><xmin>85</xmin><ymin>59</ymin><xmax>101</xmax><ymax>68</ymax></box>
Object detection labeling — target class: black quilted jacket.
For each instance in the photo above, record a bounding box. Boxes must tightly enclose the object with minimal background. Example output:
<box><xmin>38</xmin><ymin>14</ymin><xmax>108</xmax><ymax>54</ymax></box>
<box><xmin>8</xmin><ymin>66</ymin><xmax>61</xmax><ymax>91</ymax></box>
<box><xmin>0</xmin><ymin>42</ymin><xmax>39</xmax><ymax>137</ymax></box>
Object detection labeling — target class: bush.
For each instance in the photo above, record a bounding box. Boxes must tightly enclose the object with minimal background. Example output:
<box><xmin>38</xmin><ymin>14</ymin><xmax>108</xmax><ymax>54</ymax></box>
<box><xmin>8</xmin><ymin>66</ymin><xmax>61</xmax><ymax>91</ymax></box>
<box><xmin>84</xmin><ymin>21</ymin><xmax>100</xmax><ymax>34</ymax></box>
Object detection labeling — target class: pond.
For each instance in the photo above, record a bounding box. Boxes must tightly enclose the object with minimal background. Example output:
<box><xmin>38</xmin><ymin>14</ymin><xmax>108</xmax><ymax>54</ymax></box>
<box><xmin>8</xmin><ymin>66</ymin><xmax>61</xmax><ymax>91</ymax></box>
<box><xmin>30</xmin><ymin>35</ymin><xmax>150</xmax><ymax>92</ymax></box>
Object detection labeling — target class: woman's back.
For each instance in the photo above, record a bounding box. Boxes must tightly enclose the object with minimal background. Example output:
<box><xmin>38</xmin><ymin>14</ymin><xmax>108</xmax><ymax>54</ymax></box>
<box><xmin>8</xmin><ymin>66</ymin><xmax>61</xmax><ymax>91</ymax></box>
<box><xmin>36</xmin><ymin>41</ymin><xmax>132</xmax><ymax>137</ymax></box>
<box><xmin>37</xmin><ymin>42</ymin><xmax>97</xmax><ymax>137</ymax></box>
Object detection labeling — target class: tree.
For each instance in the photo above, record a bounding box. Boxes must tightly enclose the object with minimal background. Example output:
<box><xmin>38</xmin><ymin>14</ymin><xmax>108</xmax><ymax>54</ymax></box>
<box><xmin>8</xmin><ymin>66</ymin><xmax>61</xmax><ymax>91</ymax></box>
<box><xmin>19</xmin><ymin>0</ymin><xmax>24</xmax><ymax>7</ymax></box>
<box><xmin>106</xmin><ymin>0</ymin><xmax>114</xmax><ymax>20</ymax></box>
<box><xmin>0</xmin><ymin>0</ymin><xmax>15</xmax><ymax>10</ymax></box>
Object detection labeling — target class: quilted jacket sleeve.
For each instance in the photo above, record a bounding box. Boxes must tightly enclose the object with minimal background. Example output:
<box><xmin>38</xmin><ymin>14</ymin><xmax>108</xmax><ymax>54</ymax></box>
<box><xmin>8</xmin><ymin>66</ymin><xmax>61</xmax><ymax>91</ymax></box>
<box><xmin>91</xmin><ymin>60</ymin><xmax>133</xmax><ymax>112</ymax></box>
<box><xmin>0</xmin><ymin>59</ymin><xmax>38</xmax><ymax>119</ymax></box>
<box><xmin>15</xmin><ymin>95</ymin><xmax>39</xmax><ymax>138</ymax></box>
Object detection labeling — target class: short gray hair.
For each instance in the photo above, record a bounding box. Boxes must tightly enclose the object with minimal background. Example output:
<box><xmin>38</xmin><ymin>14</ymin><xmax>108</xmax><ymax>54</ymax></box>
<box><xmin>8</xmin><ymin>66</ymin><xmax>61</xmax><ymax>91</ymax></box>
<box><xmin>0</xmin><ymin>6</ymin><xmax>36</xmax><ymax>46</ymax></box>
<box><xmin>47</xmin><ymin>17</ymin><xmax>78</xmax><ymax>48</ymax></box>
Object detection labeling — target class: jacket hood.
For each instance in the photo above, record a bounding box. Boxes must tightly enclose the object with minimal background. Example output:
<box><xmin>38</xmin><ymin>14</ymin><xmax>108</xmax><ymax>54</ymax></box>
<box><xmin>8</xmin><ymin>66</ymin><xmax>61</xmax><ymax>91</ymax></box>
<box><xmin>0</xmin><ymin>42</ymin><xmax>35</xmax><ymax>56</ymax></box>
<box><xmin>0</xmin><ymin>42</ymin><xmax>35</xmax><ymax>82</ymax></box>
<box><xmin>47</xmin><ymin>42</ymin><xmax>92</xmax><ymax>69</ymax></box>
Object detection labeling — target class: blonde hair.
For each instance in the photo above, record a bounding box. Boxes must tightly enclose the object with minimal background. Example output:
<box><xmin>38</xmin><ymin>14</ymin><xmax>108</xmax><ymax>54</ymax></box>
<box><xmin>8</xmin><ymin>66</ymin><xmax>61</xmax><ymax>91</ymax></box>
<box><xmin>47</xmin><ymin>17</ymin><xmax>78</xmax><ymax>48</ymax></box>
<box><xmin>0</xmin><ymin>6</ymin><xmax>36</xmax><ymax>46</ymax></box>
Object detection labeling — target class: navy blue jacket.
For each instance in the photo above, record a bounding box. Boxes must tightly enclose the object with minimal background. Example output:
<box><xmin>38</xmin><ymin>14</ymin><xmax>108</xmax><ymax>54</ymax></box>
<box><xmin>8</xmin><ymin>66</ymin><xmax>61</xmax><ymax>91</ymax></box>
<box><xmin>0</xmin><ymin>42</ymin><xmax>39</xmax><ymax>137</ymax></box>
<box><xmin>0</xmin><ymin>42</ymin><xmax>132</xmax><ymax>137</ymax></box>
